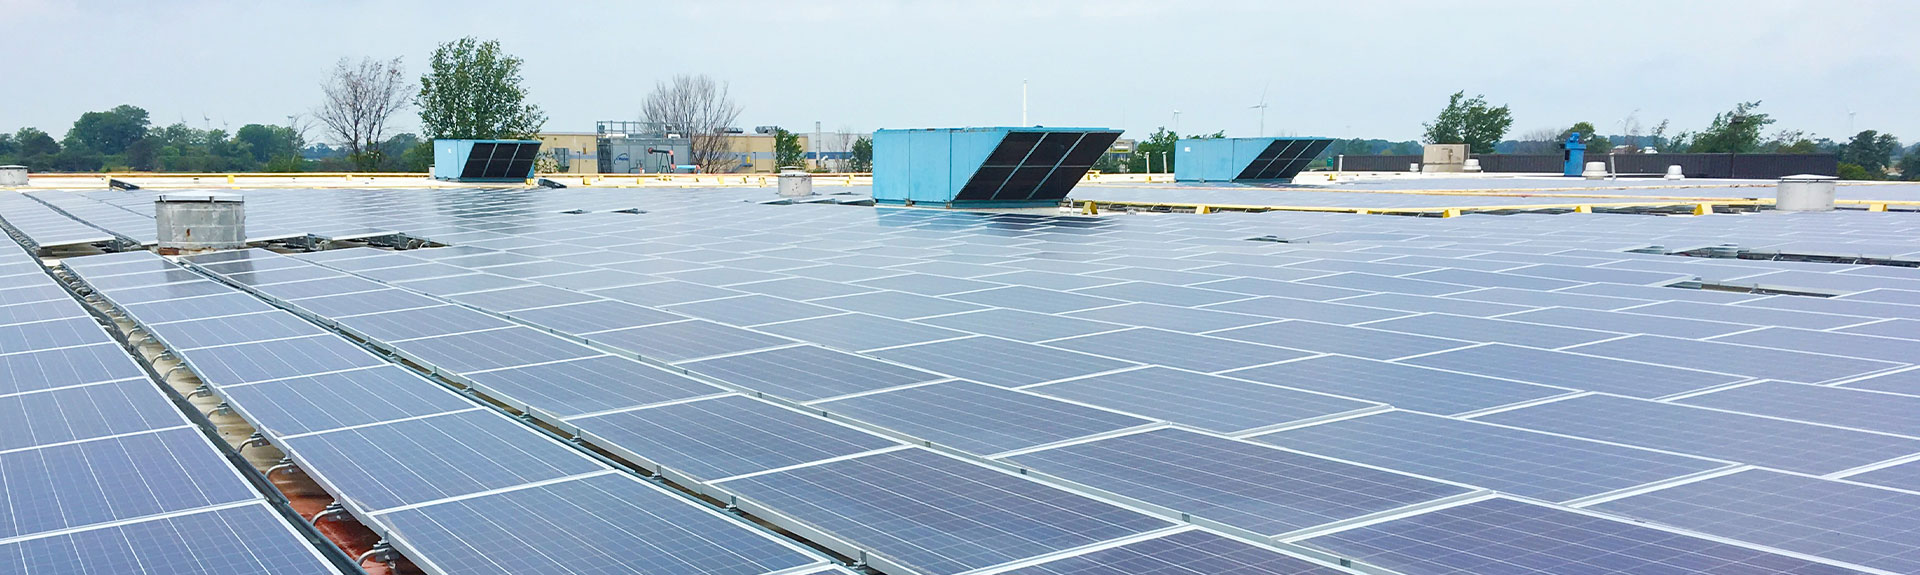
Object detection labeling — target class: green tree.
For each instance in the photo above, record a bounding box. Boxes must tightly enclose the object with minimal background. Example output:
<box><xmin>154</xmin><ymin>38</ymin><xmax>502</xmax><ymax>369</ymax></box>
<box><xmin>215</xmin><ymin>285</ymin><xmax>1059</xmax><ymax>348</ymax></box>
<box><xmin>1839</xmin><ymin>130</ymin><xmax>1900</xmax><ymax>173</ymax></box>
<box><xmin>1836</xmin><ymin>163</ymin><xmax>1881</xmax><ymax>181</ymax></box>
<box><xmin>1126</xmin><ymin>128</ymin><xmax>1223</xmax><ymax>173</ymax></box>
<box><xmin>398</xmin><ymin>141</ymin><xmax>434</xmax><ymax>172</ymax></box>
<box><xmin>1897</xmin><ymin>150</ymin><xmax>1920</xmax><ymax>181</ymax></box>
<box><xmin>1673</xmin><ymin>101</ymin><xmax>1773</xmax><ymax>153</ymax></box>
<box><xmin>773</xmin><ymin>128</ymin><xmax>805</xmax><ymax>169</ymax></box>
<box><xmin>0</xmin><ymin>133</ymin><xmax>15</xmax><ymax>161</ymax></box>
<box><xmin>234</xmin><ymin>124</ymin><xmax>302</xmax><ymax>164</ymax></box>
<box><xmin>15</xmin><ymin>128</ymin><xmax>60</xmax><ymax>158</ymax></box>
<box><xmin>417</xmin><ymin>37</ymin><xmax>546</xmax><ymax>140</ymax></box>
<box><xmin>67</xmin><ymin>105</ymin><xmax>150</xmax><ymax>155</ymax></box>
<box><xmin>847</xmin><ymin>136</ymin><xmax>873</xmax><ymax>172</ymax></box>
<box><xmin>1556</xmin><ymin>122</ymin><xmax>1611</xmax><ymax>154</ymax></box>
<box><xmin>1422</xmin><ymin>91</ymin><xmax>1512</xmax><ymax>154</ymax></box>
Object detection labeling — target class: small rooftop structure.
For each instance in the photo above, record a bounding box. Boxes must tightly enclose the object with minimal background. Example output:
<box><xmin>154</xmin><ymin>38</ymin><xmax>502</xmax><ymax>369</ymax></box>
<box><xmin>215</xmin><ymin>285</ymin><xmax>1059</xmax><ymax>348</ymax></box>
<box><xmin>1173</xmin><ymin>137</ymin><xmax>1333</xmax><ymax>182</ymax></box>
<box><xmin>433</xmin><ymin>139</ymin><xmax>541</xmax><ymax>182</ymax></box>
<box><xmin>873</xmin><ymin>127</ymin><xmax>1121</xmax><ymax>208</ymax></box>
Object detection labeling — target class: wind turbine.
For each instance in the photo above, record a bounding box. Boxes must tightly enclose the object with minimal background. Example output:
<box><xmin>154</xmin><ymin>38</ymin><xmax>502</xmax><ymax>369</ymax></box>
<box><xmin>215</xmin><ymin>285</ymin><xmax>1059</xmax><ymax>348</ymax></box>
<box><xmin>1250</xmin><ymin>83</ymin><xmax>1269</xmax><ymax>137</ymax></box>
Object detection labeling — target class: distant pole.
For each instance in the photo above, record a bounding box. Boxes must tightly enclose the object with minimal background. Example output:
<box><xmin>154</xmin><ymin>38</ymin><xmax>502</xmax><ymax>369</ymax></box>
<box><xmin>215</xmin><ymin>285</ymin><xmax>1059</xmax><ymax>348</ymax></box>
<box><xmin>1172</xmin><ymin>110</ymin><xmax>1181</xmax><ymax>135</ymax></box>
<box><xmin>1160</xmin><ymin>151</ymin><xmax>1168</xmax><ymax>176</ymax></box>
<box><xmin>1021</xmin><ymin>80</ymin><xmax>1029</xmax><ymax>126</ymax></box>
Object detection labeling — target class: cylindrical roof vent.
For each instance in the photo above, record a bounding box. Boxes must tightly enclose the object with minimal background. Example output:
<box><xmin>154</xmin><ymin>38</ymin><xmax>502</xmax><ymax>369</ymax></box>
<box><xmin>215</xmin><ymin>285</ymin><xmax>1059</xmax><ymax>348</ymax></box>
<box><xmin>777</xmin><ymin>167</ymin><xmax>814</xmax><ymax>198</ymax></box>
<box><xmin>0</xmin><ymin>166</ymin><xmax>26</xmax><ymax>187</ymax></box>
<box><xmin>1776</xmin><ymin>175</ymin><xmax>1836</xmax><ymax>212</ymax></box>
<box><xmin>155</xmin><ymin>192</ymin><xmax>245</xmax><ymax>255</ymax></box>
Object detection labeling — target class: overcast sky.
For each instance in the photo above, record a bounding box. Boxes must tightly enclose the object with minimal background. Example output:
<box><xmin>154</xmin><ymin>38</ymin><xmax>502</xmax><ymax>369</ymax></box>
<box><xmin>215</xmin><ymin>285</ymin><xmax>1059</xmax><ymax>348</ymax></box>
<box><xmin>4</xmin><ymin>0</ymin><xmax>1914</xmax><ymax>144</ymax></box>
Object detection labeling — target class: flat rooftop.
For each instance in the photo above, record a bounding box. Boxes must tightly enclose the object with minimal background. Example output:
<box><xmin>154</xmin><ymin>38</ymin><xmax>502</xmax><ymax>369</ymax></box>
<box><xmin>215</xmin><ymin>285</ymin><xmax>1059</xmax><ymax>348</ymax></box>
<box><xmin>3</xmin><ymin>176</ymin><xmax>1919</xmax><ymax>575</ymax></box>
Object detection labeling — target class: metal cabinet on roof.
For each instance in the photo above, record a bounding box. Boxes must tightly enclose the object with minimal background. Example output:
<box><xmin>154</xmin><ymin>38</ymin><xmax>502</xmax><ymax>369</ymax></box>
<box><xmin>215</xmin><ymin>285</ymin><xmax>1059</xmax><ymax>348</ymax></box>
<box><xmin>1174</xmin><ymin>137</ymin><xmax>1333</xmax><ymax>183</ymax></box>
<box><xmin>874</xmin><ymin>127</ymin><xmax>1121</xmax><ymax>208</ymax></box>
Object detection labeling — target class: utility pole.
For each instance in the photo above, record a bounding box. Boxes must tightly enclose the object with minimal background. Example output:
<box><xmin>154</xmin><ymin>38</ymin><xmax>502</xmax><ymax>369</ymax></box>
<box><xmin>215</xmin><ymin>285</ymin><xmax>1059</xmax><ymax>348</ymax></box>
<box><xmin>1172</xmin><ymin>110</ymin><xmax>1181</xmax><ymax>135</ymax></box>
<box><xmin>1021</xmin><ymin>79</ymin><xmax>1028</xmax><ymax>126</ymax></box>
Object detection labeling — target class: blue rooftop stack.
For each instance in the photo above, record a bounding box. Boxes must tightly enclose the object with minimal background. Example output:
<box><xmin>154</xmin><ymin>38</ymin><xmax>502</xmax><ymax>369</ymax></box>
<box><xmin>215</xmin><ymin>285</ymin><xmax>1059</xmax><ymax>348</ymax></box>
<box><xmin>1174</xmin><ymin>137</ymin><xmax>1334</xmax><ymax>182</ymax></box>
<box><xmin>432</xmin><ymin>139</ymin><xmax>542</xmax><ymax>182</ymax></box>
<box><xmin>873</xmin><ymin>127</ymin><xmax>1122</xmax><ymax>208</ymax></box>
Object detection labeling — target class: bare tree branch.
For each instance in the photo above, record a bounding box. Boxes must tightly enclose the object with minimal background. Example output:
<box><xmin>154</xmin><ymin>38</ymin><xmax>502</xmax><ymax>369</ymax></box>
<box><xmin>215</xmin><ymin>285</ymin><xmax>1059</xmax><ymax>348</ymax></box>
<box><xmin>641</xmin><ymin>74</ymin><xmax>742</xmax><ymax>173</ymax></box>
<box><xmin>316</xmin><ymin>57</ymin><xmax>412</xmax><ymax>170</ymax></box>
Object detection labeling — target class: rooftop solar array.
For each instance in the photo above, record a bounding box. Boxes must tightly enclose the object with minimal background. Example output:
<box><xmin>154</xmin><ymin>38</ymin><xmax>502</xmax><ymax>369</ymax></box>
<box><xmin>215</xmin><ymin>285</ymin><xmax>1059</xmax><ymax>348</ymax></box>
<box><xmin>62</xmin><ymin>250</ymin><xmax>839</xmax><ymax>575</ymax></box>
<box><xmin>15</xmin><ymin>182</ymin><xmax>1920</xmax><ymax>575</ymax></box>
<box><xmin>0</xmin><ymin>240</ymin><xmax>343</xmax><ymax>573</ymax></box>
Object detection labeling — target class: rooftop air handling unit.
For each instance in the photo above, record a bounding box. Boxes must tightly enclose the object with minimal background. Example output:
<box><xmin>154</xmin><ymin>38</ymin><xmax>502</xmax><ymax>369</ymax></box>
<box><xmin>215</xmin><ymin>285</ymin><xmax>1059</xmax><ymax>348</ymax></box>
<box><xmin>1174</xmin><ymin>137</ymin><xmax>1334</xmax><ymax>182</ymax></box>
<box><xmin>433</xmin><ymin>139</ymin><xmax>541</xmax><ymax>182</ymax></box>
<box><xmin>873</xmin><ymin>127</ymin><xmax>1122</xmax><ymax>208</ymax></box>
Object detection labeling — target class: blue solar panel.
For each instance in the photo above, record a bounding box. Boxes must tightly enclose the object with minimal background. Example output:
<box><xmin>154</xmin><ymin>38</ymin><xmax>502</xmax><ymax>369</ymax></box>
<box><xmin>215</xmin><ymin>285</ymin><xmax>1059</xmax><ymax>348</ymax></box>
<box><xmin>1224</xmin><ymin>355</ymin><xmax>1570</xmax><ymax>415</ymax></box>
<box><xmin>1567</xmin><ymin>335</ymin><xmax>1901</xmax><ymax>384</ymax></box>
<box><xmin>0</xmin><ymin>503</ymin><xmax>342</xmax><ymax>575</ymax></box>
<box><xmin>0</xmin><ymin>428</ymin><xmax>259</xmax><ymax>538</ymax></box>
<box><xmin>1360</xmin><ymin>313</ymin><xmax>1620</xmax><ymax>349</ymax></box>
<box><xmin>1209</xmin><ymin>320</ymin><xmax>1469</xmax><ymax>360</ymax></box>
<box><xmin>1008</xmin><ymin>428</ymin><xmax>1469</xmax><ymax>535</ymax></box>
<box><xmin>1047</xmin><ymin>328</ymin><xmax>1312</xmax><ymax>373</ymax></box>
<box><xmin>121</xmin><ymin>292</ymin><xmax>278</xmax><ymax>323</ymax></box>
<box><xmin>219</xmin><ymin>366</ymin><xmax>476</xmax><ymax>436</ymax></box>
<box><xmin>1399</xmin><ymin>343</ymin><xmax>1744</xmax><ymax>398</ymax></box>
<box><xmin>590</xmin><ymin>319</ymin><xmax>793</xmax><ymax>362</ymax></box>
<box><xmin>0</xmin><ymin>316</ymin><xmax>101</xmax><ymax>354</ymax></box>
<box><xmin>818</xmin><ymin>381</ymin><xmax>1151</xmax><ymax>455</ymax></box>
<box><xmin>1677</xmin><ymin>380</ymin><xmax>1920</xmax><ymax>437</ymax></box>
<box><xmin>503</xmin><ymin>300</ymin><xmax>687</xmax><ymax>333</ymax></box>
<box><xmin>715</xmin><ymin>448</ymin><xmax>1172</xmax><ymax>575</ymax></box>
<box><xmin>754</xmin><ymin>312</ymin><xmax>964</xmax><ymax>352</ymax></box>
<box><xmin>1847</xmin><ymin>459</ymin><xmax>1920</xmax><ymax>492</ymax></box>
<box><xmin>283</xmin><ymin>410</ymin><xmax>604</xmax><ymax>511</ymax></box>
<box><xmin>0</xmin><ymin>379</ymin><xmax>186</xmax><ymax>452</ymax></box>
<box><xmin>181</xmin><ymin>335</ymin><xmax>389</xmax><ymax>387</ymax></box>
<box><xmin>331</xmin><ymin>305</ymin><xmax>514</xmax><ymax>342</ymax></box>
<box><xmin>996</xmin><ymin>528</ymin><xmax>1352</xmax><ymax>575</ymax></box>
<box><xmin>679</xmin><ymin>345</ymin><xmax>944</xmax><ymax>401</ymax></box>
<box><xmin>1711</xmin><ymin>326</ymin><xmax>1918</xmax><ymax>363</ymax></box>
<box><xmin>151</xmin><ymin>311</ymin><xmax>328</xmax><ymax>350</ymax></box>
<box><xmin>395</xmin><ymin>327</ymin><xmax>600</xmax><ymax>373</ymax></box>
<box><xmin>0</xmin><ymin>343</ymin><xmax>147</xmax><ymax>395</ymax></box>
<box><xmin>1498</xmin><ymin>307</ymin><xmax>1758</xmax><ymax>339</ymax></box>
<box><xmin>1255</xmin><ymin>411</ymin><xmax>1729</xmax><ymax>502</ymax></box>
<box><xmin>1302</xmin><ymin>497</ymin><xmax>1866</xmax><ymax>575</ymax></box>
<box><xmin>1592</xmin><ymin>469</ymin><xmax>1918</xmax><ymax>574</ymax></box>
<box><xmin>377</xmin><ymin>473</ymin><xmax>821</xmax><ymax>575</ymax></box>
<box><xmin>570</xmin><ymin>394</ymin><xmax>897</xmax><ymax>481</ymax></box>
<box><xmin>446</xmin><ymin>285</ymin><xmax>600</xmax><ymax>312</ymax></box>
<box><xmin>1031</xmin><ymin>366</ymin><xmax>1379</xmax><ymax>434</ymax></box>
<box><xmin>871</xmin><ymin>336</ymin><xmax>1135</xmax><ymax>388</ymax></box>
<box><xmin>1477</xmin><ymin>394</ymin><xmax>1920</xmax><ymax>475</ymax></box>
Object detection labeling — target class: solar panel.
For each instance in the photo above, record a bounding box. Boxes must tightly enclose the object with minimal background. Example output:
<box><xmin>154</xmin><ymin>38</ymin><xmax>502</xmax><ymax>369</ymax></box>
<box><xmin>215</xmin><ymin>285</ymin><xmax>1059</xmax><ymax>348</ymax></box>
<box><xmin>356</xmin><ymin>262</ymin><xmax>474</xmax><ymax>282</ymax></box>
<box><xmin>376</xmin><ymin>473</ymin><xmax>822</xmax><ymax>575</ymax></box>
<box><xmin>1209</xmin><ymin>320</ymin><xmax>1469</xmax><ymax>360</ymax></box>
<box><xmin>1627</xmin><ymin>300</ymin><xmax>1877</xmax><ymax>330</ymax></box>
<box><xmin>1360</xmin><ymin>313</ymin><xmax>1620</xmax><ymax>349</ymax></box>
<box><xmin>0</xmin><ymin>503</ymin><xmax>343</xmax><ymax>575</ymax></box>
<box><xmin>1398</xmin><ymin>343</ymin><xmax>1745</xmax><ymax>398</ymax></box>
<box><xmin>0</xmin><ymin>284</ymin><xmax>77</xmax><ymax>306</ymax></box>
<box><xmin>0</xmin><ymin>343</ymin><xmax>147</xmax><ymax>395</ymax></box>
<box><xmin>1711</xmin><ymin>327</ymin><xmax>1916</xmax><ymax>363</ymax></box>
<box><xmin>1847</xmin><ymin>459</ymin><xmax>1920</xmax><ymax>492</ymax></box>
<box><xmin>393</xmin><ymin>273</ymin><xmax>534</xmax><ymax>296</ymax></box>
<box><xmin>150</xmin><ymin>311</ymin><xmax>328</xmax><ymax>350</ymax></box>
<box><xmin>1256</xmin><ymin>410</ymin><xmax>1729</xmax><ymax>502</ymax></box>
<box><xmin>503</xmin><ymin>299</ymin><xmax>686</xmax><ymax>333</ymax></box>
<box><xmin>661</xmin><ymin>294</ymin><xmax>842</xmax><ymax>327</ymax></box>
<box><xmin>394</xmin><ymin>327</ymin><xmax>600</xmax><ymax>373</ymax></box>
<box><xmin>989</xmin><ymin>528</ymin><xmax>1351</xmax><ymax>575</ymax></box>
<box><xmin>854</xmin><ymin>272</ymin><xmax>1005</xmax><ymax>296</ymax></box>
<box><xmin>0</xmin><ymin>316</ymin><xmax>102</xmax><ymax>354</ymax></box>
<box><xmin>334</xmin><ymin>304</ymin><xmax>514</xmax><ymax>342</ymax></box>
<box><xmin>1591</xmin><ymin>469</ymin><xmax>1918</xmax><ymax>574</ymax></box>
<box><xmin>871</xmin><ymin>336</ymin><xmax>1134</xmax><ymax>388</ymax></box>
<box><xmin>1301</xmin><ymin>497</ymin><xmax>1866</xmax><ymax>575</ymax></box>
<box><xmin>219</xmin><ymin>366</ymin><xmax>476</xmax><ymax>436</ymax></box>
<box><xmin>1065</xmin><ymin>302</ymin><xmax>1271</xmax><ymax>333</ymax></box>
<box><xmin>1224</xmin><ymin>355</ymin><xmax>1570</xmax><ymax>415</ymax></box>
<box><xmin>713</xmin><ymin>447</ymin><xmax>1171</xmax><ymax>575</ymax></box>
<box><xmin>1009</xmin><ymin>428</ymin><xmax>1469</xmax><ymax>536</ymax></box>
<box><xmin>1676</xmin><ymin>380</ymin><xmax>1920</xmax><ymax>437</ymax></box>
<box><xmin>0</xmin><ymin>427</ymin><xmax>259</xmax><ymax>538</ymax></box>
<box><xmin>754</xmin><ymin>313</ymin><xmax>964</xmax><ymax>352</ymax></box>
<box><xmin>445</xmin><ymin>284</ymin><xmax>600</xmax><ymax>312</ymax></box>
<box><xmin>1840</xmin><ymin>318</ymin><xmax>1920</xmax><ymax>339</ymax></box>
<box><xmin>181</xmin><ymin>335</ymin><xmax>389</xmax><ymax>387</ymax></box>
<box><xmin>818</xmin><ymin>381</ymin><xmax>1151</xmax><ymax>455</ymax></box>
<box><xmin>570</xmin><ymin>394</ymin><xmax>897</xmax><ymax>481</ymax></box>
<box><xmin>283</xmin><ymin>409</ymin><xmax>605</xmax><ymax>511</ymax></box>
<box><xmin>589</xmin><ymin>319</ymin><xmax>792</xmax><ymax>363</ymax></box>
<box><xmin>678</xmin><ymin>345</ymin><xmax>945</xmax><ymax>401</ymax></box>
<box><xmin>250</xmin><ymin>275</ymin><xmax>388</xmax><ymax>300</ymax></box>
<box><xmin>810</xmin><ymin>290</ymin><xmax>986</xmax><ymax>320</ymax></box>
<box><xmin>1047</xmin><ymin>328</ymin><xmax>1312</xmax><ymax>373</ymax></box>
<box><xmin>0</xmin><ymin>379</ymin><xmax>186</xmax><ymax>451</ymax></box>
<box><xmin>463</xmin><ymin>355</ymin><xmax>724</xmax><ymax>416</ymax></box>
<box><xmin>0</xmin><ymin>299</ymin><xmax>90</xmax><ymax>327</ymax></box>
<box><xmin>1300</xmin><ymin>272</ymin><xmax>1473</xmax><ymax>297</ymax></box>
<box><xmin>1565</xmin><ymin>334</ymin><xmax>1902</xmax><ymax>384</ymax></box>
<box><xmin>1477</xmin><ymin>394</ymin><xmax>1920</xmax><ymax>474</ymax></box>
<box><xmin>1331</xmin><ymin>292</ymin><xmax>1532</xmax><ymax>317</ymax></box>
<box><xmin>122</xmin><ymin>291</ymin><xmax>278</xmax><ymax>324</ymax></box>
<box><xmin>1029</xmin><ymin>366</ymin><xmax>1380</xmax><ymax>434</ymax></box>
<box><xmin>915</xmin><ymin>308</ymin><xmax>1124</xmax><ymax>342</ymax></box>
<box><xmin>281</xmin><ymin>288</ymin><xmax>443</xmax><ymax>318</ymax></box>
<box><xmin>945</xmin><ymin>285</ymin><xmax>1121</xmax><ymax>314</ymax></box>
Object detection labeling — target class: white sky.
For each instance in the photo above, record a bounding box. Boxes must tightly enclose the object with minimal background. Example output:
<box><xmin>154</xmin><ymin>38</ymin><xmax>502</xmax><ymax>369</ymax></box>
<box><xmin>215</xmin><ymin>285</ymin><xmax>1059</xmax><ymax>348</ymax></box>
<box><xmin>3</xmin><ymin>0</ymin><xmax>1914</xmax><ymax>144</ymax></box>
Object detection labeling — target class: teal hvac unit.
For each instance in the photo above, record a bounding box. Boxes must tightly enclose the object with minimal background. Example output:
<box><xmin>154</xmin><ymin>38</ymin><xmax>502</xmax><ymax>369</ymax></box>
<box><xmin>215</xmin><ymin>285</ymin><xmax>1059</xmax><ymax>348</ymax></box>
<box><xmin>873</xmin><ymin>127</ymin><xmax>1121</xmax><ymax>208</ymax></box>
<box><xmin>1174</xmin><ymin>137</ymin><xmax>1334</xmax><ymax>182</ymax></box>
<box><xmin>433</xmin><ymin>139</ymin><xmax>541</xmax><ymax>182</ymax></box>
